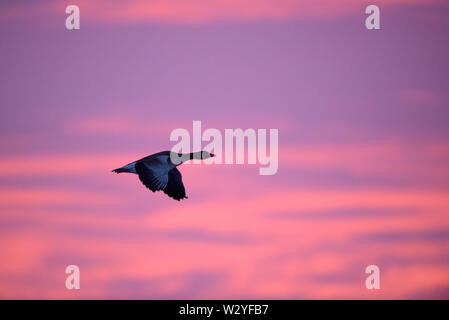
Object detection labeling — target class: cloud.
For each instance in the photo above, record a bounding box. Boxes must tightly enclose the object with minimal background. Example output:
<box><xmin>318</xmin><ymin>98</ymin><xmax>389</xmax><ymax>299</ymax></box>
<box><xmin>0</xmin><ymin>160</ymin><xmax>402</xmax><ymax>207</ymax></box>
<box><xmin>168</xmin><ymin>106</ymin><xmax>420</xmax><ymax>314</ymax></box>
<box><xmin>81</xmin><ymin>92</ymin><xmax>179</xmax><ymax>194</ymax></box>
<box><xmin>281</xmin><ymin>141</ymin><xmax>449</xmax><ymax>182</ymax></box>
<box><xmin>1</xmin><ymin>0</ymin><xmax>446</xmax><ymax>24</ymax></box>
<box><xmin>1</xmin><ymin>140</ymin><xmax>448</xmax><ymax>182</ymax></box>
<box><xmin>66</xmin><ymin>115</ymin><xmax>177</xmax><ymax>137</ymax></box>
<box><xmin>397</xmin><ymin>89</ymin><xmax>441</xmax><ymax>106</ymax></box>
<box><xmin>358</xmin><ymin>229</ymin><xmax>449</xmax><ymax>243</ymax></box>
<box><xmin>1</xmin><ymin>183</ymin><xmax>449</xmax><ymax>298</ymax></box>
<box><xmin>0</xmin><ymin>188</ymin><xmax>117</xmax><ymax>207</ymax></box>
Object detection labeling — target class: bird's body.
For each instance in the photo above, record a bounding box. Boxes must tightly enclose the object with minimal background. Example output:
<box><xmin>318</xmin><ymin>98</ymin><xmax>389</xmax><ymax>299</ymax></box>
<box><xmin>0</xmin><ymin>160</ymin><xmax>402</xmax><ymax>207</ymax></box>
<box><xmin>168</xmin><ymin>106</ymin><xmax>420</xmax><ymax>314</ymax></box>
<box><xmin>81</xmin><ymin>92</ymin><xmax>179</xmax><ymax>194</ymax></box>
<box><xmin>112</xmin><ymin>151</ymin><xmax>214</xmax><ymax>201</ymax></box>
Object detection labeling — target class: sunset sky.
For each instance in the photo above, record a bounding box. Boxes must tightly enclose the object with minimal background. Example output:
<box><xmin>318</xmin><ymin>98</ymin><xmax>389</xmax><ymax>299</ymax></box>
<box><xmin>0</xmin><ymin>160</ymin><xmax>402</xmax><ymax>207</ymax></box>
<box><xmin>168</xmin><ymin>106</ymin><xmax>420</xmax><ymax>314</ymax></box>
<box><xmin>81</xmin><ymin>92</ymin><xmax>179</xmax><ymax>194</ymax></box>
<box><xmin>0</xmin><ymin>0</ymin><xmax>448</xmax><ymax>299</ymax></box>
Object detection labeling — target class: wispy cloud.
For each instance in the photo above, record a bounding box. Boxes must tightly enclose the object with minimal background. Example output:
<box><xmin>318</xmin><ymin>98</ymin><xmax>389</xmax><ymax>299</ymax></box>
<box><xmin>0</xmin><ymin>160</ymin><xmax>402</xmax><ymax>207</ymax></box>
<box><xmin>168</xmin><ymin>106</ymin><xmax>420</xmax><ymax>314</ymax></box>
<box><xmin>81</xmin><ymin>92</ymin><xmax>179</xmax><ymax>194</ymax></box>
<box><xmin>397</xmin><ymin>89</ymin><xmax>442</xmax><ymax>106</ymax></box>
<box><xmin>1</xmin><ymin>0</ymin><xmax>446</xmax><ymax>24</ymax></box>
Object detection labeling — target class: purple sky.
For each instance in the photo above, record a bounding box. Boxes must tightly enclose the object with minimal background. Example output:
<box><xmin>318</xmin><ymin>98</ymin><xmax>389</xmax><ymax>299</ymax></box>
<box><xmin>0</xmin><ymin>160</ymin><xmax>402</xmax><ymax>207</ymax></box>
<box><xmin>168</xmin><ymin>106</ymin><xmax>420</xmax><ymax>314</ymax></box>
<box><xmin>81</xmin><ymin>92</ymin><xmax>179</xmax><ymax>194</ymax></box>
<box><xmin>0</xmin><ymin>0</ymin><xmax>448</xmax><ymax>299</ymax></box>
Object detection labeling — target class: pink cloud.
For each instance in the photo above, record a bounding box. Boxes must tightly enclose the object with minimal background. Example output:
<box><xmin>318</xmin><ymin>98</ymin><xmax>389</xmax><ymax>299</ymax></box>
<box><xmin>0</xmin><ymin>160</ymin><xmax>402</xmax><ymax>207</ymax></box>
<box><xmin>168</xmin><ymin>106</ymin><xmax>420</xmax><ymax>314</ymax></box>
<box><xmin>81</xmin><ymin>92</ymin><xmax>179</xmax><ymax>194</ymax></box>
<box><xmin>281</xmin><ymin>141</ymin><xmax>449</xmax><ymax>181</ymax></box>
<box><xmin>2</xmin><ymin>0</ymin><xmax>445</xmax><ymax>24</ymax></box>
<box><xmin>0</xmin><ymin>188</ymin><xmax>117</xmax><ymax>207</ymax></box>
<box><xmin>2</xmin><ymin>140</ymin><xmax>448</xmax><ymax>180</ymax></box>
<box><xmin>398</xmin><ymin>89</ymin><xmax>441</xmax><ymax>106</ymax></box>
<box><xmin>66</xmin><ymin>115</ymin><xmax>179</xmax><ymax>137</ymax></box>
<box><xmin>76</xmin><ymin>0</ymin><xmax>446</xmax><ymax>23</ymax></box>
<box><xmin>0</xmin><ymin>140</ymin><xmax>448</xmax><ymax>298</ymax></box>
<box><xmin>0</xmin><ymin>154</ymin><xmax>129</xmax><ymax>177</ymax></box>
<box><xmin>1</xmin><ymin>185</ymin><xmax>448</xmax><ymax>298</ymax></box>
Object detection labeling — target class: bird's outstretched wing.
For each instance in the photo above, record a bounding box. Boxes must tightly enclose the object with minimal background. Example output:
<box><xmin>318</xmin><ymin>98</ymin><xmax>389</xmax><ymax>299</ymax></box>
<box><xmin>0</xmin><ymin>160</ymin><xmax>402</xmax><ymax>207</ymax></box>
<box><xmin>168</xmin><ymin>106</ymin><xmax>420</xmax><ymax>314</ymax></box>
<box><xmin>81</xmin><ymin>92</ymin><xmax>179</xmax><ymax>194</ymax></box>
<box><xmin>135</xmin><ymin>160</ymin><xmax>168</xmax><ymax>192</ymax></box>
<box><xmin>163</xmin><ymin>167</ymin><xmax>187</xmax><ymax>201</ymax></box>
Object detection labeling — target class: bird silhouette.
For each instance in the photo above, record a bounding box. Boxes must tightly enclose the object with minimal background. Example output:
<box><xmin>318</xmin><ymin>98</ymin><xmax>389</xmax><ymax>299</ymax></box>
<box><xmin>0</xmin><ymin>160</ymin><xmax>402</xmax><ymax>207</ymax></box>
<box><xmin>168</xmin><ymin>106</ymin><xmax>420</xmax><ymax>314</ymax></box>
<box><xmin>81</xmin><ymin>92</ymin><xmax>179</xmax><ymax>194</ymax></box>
<box><xmin>112</xmin><ymin>151</ymin><xmax>214</xmax><ymax>201</ymax></box>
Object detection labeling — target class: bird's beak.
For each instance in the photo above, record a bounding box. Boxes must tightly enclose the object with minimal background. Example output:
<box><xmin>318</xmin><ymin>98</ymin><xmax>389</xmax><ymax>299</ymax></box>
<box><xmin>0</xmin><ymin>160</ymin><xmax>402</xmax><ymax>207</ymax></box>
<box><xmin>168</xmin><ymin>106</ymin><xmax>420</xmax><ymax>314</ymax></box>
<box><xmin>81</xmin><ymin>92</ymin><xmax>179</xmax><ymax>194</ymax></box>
<box><xmin>210</xmin><ymin>153</ymin><xmax>215</xmax><ymax>157</ymax></box>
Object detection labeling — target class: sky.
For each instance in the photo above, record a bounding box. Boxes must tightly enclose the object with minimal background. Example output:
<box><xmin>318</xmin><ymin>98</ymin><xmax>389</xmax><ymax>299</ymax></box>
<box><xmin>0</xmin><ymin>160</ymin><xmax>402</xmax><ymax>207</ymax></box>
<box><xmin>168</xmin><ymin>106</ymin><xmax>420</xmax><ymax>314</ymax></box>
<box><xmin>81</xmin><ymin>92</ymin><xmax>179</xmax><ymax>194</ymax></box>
<box><xmin>0</xmin><ymin>0</ymin><xmax>448</xmax><ymax>299</ymax></box>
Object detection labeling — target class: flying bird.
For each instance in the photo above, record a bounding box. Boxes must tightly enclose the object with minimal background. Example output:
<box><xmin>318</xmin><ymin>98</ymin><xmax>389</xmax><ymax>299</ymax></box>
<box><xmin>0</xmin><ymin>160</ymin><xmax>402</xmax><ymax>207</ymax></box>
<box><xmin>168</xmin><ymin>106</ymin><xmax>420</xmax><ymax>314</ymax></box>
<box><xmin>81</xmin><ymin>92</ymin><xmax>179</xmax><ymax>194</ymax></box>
<box><xmin>112</xmin><ymin>151</ymin><xmax>214</xmax><ymax>201</ymax></box>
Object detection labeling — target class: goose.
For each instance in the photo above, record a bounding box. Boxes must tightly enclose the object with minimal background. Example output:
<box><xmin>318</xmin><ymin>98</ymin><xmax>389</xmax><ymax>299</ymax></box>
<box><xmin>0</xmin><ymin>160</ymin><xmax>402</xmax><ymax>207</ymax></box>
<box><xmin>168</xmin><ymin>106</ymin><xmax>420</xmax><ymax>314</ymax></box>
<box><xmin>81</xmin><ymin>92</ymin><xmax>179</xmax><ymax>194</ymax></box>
<box><xmin>112</xmin><ymin>151</ymin><xmax>214</xmax><ymax>201</ymax></box>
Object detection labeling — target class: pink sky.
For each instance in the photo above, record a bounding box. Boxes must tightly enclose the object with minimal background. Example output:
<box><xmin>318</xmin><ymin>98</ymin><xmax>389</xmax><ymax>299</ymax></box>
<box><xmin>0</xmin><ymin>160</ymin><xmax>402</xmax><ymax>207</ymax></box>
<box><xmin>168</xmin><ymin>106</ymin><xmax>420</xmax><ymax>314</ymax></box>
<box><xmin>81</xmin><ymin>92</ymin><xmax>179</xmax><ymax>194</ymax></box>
<box><xmin>0</xmin><ymin>0</ymin><xmax>448</xmax><ymax>299</ymax></box>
